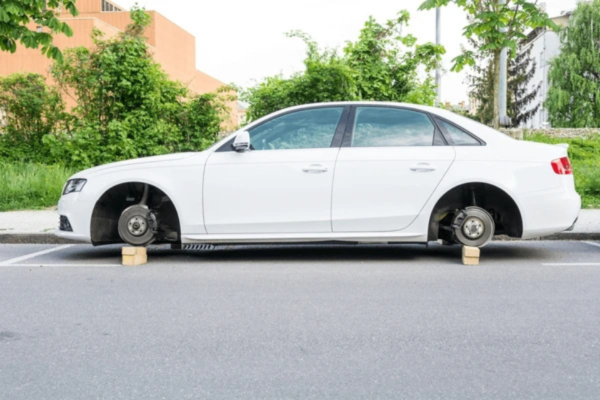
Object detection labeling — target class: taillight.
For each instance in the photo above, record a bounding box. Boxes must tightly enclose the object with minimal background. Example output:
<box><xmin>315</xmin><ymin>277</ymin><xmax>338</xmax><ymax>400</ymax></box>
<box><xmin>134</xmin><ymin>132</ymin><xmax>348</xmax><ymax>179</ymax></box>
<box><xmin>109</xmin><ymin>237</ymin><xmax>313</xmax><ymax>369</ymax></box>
<box><xmin>551</xmin><ymin>157</ymin><xmax>573</xmax><ymax>175</ymax></box>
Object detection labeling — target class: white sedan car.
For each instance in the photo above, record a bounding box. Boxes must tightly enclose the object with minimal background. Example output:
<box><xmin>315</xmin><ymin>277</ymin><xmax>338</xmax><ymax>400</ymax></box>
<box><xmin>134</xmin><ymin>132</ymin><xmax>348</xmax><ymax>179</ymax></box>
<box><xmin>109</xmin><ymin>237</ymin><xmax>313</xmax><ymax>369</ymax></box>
<box><xmin>56</xmin><ymin>102</ymin><xmax>581</xmax><ymax>248</ymax></box>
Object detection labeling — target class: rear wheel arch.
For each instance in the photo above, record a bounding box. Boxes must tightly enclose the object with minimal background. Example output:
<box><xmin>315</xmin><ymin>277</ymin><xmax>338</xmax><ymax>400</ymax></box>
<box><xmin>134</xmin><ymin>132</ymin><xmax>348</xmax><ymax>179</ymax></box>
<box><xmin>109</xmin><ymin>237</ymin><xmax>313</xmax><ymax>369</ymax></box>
<box><xmin>90</xmin><ymin>182</ymin><xmax>181</xmax><ymax>246</ymax></box>
<box><xmin>427</xmin><ymin>182</ymin><xmax>523</xmax><ymax>243</ymax></box>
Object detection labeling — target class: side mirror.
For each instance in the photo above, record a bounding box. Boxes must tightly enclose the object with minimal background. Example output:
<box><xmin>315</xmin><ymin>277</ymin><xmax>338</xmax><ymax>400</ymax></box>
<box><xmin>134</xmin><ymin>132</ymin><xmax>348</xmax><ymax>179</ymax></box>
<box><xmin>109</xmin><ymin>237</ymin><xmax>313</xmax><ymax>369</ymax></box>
<box><xmin>232</xmin><ymin>131</ymin><xmax>250</xmax><ymax>152</ymax></box>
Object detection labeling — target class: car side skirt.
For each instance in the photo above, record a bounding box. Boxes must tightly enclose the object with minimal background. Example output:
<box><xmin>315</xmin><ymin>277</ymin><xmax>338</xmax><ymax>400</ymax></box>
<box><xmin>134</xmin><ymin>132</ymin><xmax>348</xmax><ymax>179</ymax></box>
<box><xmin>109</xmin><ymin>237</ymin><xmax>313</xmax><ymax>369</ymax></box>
<box><xmin>182</xmin><ymin>232</ymin><xmax>428</xmax><ymax>244</ymax></box>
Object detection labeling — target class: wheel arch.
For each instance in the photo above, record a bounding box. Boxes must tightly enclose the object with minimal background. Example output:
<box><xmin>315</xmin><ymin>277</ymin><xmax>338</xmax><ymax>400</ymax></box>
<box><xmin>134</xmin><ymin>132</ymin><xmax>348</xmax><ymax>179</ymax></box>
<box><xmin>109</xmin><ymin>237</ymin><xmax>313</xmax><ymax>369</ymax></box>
<box><xmin>90</xmin><ymin>180</ymin><xmax>182</xmax><ymax>246</ymax></box>
<box><xmin>427</xmin><ymin>182</ymin><xmax>524</xmax><ymax>242</ymax></box>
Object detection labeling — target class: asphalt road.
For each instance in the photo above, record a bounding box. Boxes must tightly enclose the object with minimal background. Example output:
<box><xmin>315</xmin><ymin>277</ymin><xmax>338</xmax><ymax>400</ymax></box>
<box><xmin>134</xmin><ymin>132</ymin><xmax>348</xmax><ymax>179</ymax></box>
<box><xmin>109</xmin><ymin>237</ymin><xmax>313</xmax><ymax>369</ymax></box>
<box><xmin>1</xmin><ymin>241</ymin><xmax>600</xmax><ymax>399</ymax></box>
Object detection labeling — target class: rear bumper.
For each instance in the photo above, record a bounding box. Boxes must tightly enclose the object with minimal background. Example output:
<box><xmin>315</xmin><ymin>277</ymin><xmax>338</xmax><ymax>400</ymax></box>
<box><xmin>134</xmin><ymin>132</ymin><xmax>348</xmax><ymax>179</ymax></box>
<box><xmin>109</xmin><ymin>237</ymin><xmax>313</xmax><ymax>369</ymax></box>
<box><xmin>520</xmin><ymin>187</ymin><xmax>581</xmax><ymax>240</ymax></box>
<box><xmin>565</xmin><ymin>217</ymin><xmax>578</xmax><ymax>232</ymax></box>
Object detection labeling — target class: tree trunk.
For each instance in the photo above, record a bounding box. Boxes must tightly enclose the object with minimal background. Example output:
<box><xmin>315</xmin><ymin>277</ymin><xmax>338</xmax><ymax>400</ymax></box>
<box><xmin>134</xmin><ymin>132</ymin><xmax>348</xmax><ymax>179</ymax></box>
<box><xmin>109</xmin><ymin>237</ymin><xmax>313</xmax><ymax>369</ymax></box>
<box><xmin>492</xmin><ymin>49</ymin><xmax>501</xmax><ymax>130</ymax></box>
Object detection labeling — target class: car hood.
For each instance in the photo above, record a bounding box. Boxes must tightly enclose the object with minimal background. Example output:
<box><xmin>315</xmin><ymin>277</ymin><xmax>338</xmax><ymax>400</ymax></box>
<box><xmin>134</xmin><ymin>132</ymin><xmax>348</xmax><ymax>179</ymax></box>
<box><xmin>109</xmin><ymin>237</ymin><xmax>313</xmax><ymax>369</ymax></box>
<box><xmin>71</xmin><ymin>152</ymin><xmax>199</xmax><ymax>179</ymax></box>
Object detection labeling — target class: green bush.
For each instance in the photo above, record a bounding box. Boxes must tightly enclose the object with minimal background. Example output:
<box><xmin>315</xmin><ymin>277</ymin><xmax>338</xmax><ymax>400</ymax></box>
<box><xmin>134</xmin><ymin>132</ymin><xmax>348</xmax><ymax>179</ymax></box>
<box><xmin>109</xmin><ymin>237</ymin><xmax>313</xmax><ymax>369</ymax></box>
<box><xmin>0</xmin><ymin>162</ymin><xmax>75</xmax><ymax>212</ymax></box>
<box><xmin>241</xmin><ymin>11</ymin><xmax>444</xmax><ymax>122</ymax></box>
<box><xmin>0</xmin><ymin>73</ymin><xmax>67</xmax><ymax>163</ymax></box>
<box><xmin>0</xmin><ymin>7</ymin><xmax>229</xmax><ymax>170</ymax></box>
<box><xmin>47</xmin><ymin>7</ymin><xmax>229</xmax><ymax>168</ymax></box>
<box><xmin>524</xmin><ymin>133</ymin><xmax>600</xmax><ymax>208</ymax></box>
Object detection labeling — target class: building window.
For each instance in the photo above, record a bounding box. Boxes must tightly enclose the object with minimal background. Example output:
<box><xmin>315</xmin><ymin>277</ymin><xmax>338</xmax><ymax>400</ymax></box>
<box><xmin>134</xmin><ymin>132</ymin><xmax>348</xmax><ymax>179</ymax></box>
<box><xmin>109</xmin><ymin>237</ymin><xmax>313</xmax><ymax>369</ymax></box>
<box><xmin>102</xmin><ymin>0</ymin><xmax>121</xmax><ymax>12</ymax></box>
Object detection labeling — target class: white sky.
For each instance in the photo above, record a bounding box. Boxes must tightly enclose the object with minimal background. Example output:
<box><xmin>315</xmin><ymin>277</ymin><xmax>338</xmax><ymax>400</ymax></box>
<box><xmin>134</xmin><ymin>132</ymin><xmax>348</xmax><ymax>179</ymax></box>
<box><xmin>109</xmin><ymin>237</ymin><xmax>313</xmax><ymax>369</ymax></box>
<box><xmin>116</xmin><ymin>0</ymin><xmax>576</xmax><ymax>104</ymax></box>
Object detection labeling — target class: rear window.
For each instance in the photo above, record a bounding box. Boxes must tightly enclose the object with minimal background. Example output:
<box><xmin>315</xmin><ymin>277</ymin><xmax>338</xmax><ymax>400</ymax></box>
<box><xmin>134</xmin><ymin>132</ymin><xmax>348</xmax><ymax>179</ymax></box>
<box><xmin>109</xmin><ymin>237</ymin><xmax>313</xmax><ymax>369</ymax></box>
<box><xmin>436</xmin><ymin>119</ymin><xmax>481</xmax><ymax>146</ymax></box>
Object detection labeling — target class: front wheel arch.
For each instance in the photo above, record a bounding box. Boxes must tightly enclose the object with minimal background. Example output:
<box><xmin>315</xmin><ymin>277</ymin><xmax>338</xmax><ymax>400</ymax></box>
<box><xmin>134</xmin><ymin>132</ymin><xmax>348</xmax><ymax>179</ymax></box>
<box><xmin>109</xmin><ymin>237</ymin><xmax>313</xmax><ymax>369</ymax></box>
<box><xmin>90</xmin><ymin>182</ymin><xmax>181</xmax><ymax>246</ymax></box>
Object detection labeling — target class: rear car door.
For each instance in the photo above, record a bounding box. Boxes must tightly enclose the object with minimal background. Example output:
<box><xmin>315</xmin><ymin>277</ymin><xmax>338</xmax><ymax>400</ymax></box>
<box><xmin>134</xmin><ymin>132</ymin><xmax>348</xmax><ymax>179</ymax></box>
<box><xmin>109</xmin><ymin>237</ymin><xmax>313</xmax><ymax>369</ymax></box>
<box><xmin>331</xmin><ymin>106</ymin><xmax>456</xmax><ymax>232</ymax></box>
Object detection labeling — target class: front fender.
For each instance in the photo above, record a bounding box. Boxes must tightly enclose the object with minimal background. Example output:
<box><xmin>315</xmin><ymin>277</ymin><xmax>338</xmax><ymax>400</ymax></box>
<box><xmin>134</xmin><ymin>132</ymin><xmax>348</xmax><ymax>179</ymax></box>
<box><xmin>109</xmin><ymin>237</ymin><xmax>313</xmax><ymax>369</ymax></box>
<box><xmin>80</xmin><ymin>158</ymin><xmax>207</xmax><ymax>236</ymax></box>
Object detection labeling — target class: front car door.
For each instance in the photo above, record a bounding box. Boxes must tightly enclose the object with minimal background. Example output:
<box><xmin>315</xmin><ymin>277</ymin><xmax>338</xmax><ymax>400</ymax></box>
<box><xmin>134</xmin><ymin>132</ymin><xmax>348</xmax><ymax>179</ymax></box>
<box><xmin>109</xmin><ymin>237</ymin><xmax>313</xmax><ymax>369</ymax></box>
<box><xmin>332</xmin><ymin>106</ymin><xmax>456</xmax><ymax>232</ymax></box>
<box><xmin>203</xmin><ymin>106</ymin><xmax>349</xmax><ymax>234</ymax></box>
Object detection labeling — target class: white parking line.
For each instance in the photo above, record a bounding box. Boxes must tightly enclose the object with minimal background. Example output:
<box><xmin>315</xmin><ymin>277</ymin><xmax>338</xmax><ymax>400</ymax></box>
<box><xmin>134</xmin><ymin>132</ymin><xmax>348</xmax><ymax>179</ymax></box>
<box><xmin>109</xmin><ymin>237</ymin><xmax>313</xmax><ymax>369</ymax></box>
<box><xmin>0</xmin><ymin>264</ymin><xmax>121</xmax><ymax>268</ymax></box>
<box><xmin>584</xmin><ymin>241</ymin><xmax>600</xmax><ymax>249</ymax></box>
<box><xmin>542</xmin><ymin>263</ymin><xmax>600</xmax><ymax>266</ymax></box>
<box><xmin>0</xmin><ymin>244</ymin><xmax>74</xmax><ymax>266</ymax></box>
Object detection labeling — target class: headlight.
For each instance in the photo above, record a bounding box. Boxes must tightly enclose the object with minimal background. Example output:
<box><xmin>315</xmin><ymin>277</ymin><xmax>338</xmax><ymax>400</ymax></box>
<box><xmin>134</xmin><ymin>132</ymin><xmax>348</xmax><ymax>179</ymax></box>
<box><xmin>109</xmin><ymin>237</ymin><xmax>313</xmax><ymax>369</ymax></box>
<box><xmin>63</xmin><ymin>179</ymin><xmax>87</xmax><ymax>195</ymax></box>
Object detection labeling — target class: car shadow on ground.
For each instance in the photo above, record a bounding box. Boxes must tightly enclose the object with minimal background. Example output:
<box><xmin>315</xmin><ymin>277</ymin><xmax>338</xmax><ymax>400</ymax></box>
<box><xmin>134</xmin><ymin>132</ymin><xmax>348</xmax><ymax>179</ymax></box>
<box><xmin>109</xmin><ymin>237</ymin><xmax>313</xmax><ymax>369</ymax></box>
<box><xmin>56</xmin><ymin>241</ymin><xmax>559</xmax><ymax>265</ymax></box>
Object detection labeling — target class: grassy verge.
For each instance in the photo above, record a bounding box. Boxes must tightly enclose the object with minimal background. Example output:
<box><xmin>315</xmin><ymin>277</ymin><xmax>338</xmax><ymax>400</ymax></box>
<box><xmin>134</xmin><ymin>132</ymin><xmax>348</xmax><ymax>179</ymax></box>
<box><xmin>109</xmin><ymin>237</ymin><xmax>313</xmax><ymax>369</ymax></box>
<box><xmin>524</xmin><ymin>133</ymin><xmax>600</xmax><ymax>209</ymax></box>
<box><xmin>0</xmin><ymin>162</ymin><xmax>76</xmax><ymax>212</ymax></box>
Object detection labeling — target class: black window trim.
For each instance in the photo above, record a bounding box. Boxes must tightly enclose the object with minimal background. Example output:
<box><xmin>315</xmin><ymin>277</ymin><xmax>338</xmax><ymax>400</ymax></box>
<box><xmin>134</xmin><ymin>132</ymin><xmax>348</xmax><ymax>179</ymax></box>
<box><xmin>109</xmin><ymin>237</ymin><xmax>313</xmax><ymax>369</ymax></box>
<box><xmin>341</xmin><ymin>104</ymin><xmax>450</xmax><ymax>148</ymax></box>
<box><xmin>431</xmin><ymin>115</ymin><xmax>486</xmax><ymax>146</ymax></box>
<box><xmin>215</xmin><ymin>105</ymin><xmax>351</xmax><ymax>153</ymax></box>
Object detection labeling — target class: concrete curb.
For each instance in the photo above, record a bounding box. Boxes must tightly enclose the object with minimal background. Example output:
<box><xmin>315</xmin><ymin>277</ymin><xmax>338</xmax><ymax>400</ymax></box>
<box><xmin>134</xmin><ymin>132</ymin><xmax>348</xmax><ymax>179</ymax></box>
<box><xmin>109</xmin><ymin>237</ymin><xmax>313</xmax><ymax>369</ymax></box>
<box><xmin>0</xmin><ymin>234</ymin><xmax>82</xmax><ymax>245</ymax></box>
<box><xmin>1</xmin><ymin>233</ymin><xmax>599</xmax><ymax>245</ymax></box>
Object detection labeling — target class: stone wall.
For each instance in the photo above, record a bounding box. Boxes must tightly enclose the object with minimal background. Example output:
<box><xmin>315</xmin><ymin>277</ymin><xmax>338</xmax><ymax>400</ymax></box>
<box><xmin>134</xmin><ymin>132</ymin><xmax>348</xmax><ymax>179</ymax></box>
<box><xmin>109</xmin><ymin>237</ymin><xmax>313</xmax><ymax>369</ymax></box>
<box><xmin>499</xmin><ymin>128</ymin><xmax>600</xmax><ymax>140</ymax></box>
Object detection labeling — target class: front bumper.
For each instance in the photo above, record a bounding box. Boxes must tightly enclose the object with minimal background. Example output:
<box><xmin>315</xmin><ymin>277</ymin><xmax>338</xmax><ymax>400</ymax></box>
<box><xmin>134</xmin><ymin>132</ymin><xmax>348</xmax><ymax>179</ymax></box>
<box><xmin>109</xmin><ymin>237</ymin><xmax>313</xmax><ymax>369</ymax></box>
<box><xmin>54</xmin><ymin>193</ymin><xmax>94</xmax><ymax>243</ymax></box>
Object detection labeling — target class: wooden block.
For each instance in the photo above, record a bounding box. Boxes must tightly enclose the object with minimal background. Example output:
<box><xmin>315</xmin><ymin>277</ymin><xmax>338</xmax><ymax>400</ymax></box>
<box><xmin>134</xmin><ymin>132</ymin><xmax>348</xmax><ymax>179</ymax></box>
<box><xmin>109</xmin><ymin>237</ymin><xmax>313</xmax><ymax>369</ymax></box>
<box><xmin>122</xmin><ymin>247</ymin><xmax>147</xmax><ymax>266</ymax></box>
<box><xmin>462</xmin><ymin>256</ymin><xmax>479</xmax><ymax>266</ymax></box>
<box><xmin>462</xmin><ymin>246</ymin><xmax>480</xmax><ymax>266</ymax></box>
<box><xmin>122</xmin><ymin>247</ymin><xmax>146</xmax><ymax>256</ymax></box>
<box><xmin>462</xmin><ymin>246</ymin><xmax>480</xmax><ymax>258</ymax></box>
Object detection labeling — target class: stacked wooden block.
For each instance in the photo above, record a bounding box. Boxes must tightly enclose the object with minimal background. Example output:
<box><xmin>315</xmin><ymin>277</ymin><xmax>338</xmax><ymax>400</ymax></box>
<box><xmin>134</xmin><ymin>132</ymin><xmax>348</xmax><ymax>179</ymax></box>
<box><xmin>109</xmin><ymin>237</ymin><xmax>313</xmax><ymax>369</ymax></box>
<box><xmin>462</xmin><ymin>246</ymin><xmax>480</xmax><ymax>266</ymax></box>
<box><xmin>122</xmin><ymin>247</ymin><xmax>147</xmax><ymax>266</ymax></box>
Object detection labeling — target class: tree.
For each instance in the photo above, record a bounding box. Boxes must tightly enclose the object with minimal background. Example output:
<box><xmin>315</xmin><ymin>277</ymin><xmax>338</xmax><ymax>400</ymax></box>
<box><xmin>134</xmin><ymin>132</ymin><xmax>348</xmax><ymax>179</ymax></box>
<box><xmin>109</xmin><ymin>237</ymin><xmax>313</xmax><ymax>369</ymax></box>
<box><xmin>466</xmin><ymin>39</ymin><xmax>495</xmax><ymax>124</ymax></box>
<box><xmin>242</xmin><ymin>11</ymin><xmax>444</xmax><ymax>122</ymax></box>
<box><xmin>508</xmin><ymin>44</ymin><xmax>541</xmax><ymax>126</ymax></box>
<box><xmin>419</xmin><ymin>0</ymin><xmax>556</xmax><ymax>129</ymax></box>
<box><xmin>241</xmin><ymin>31</ymin><xmax>357</xmax><ymax>122</ymax></box>
<box><xmin>468</xmin><ymin>38</ymin><xmax>540</xmax><ymax>126</ymax></box>
<box><xmin>546</xmin><ymin>0</ymin><xmax>600</xmax><ymax>128</ymax></box>
<box><xmin>0</xmin><ymin>0</ymin><xmax>78</xmax><ymax>61</ymax></box>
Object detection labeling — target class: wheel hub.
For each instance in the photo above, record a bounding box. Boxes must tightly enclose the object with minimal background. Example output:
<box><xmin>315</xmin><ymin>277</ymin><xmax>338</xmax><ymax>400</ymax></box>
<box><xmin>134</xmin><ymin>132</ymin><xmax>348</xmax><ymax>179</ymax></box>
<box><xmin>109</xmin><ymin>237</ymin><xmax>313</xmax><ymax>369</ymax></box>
<box><xmin>127</xmin><ymin>215</ymin><xmax>148</xmax><ymax>237</ymax></box>
<box><xmin>462</xmin><ymin>216</ymin><xmax>485</xmax><ymax>239</ymax></box>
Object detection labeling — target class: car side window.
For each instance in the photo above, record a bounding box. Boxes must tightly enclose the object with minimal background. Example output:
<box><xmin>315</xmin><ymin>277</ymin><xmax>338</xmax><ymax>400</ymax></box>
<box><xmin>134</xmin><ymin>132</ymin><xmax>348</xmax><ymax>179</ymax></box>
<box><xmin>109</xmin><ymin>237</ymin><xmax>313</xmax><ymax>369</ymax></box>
<box><xmin>351</xmin><ymin>107</ymin><xmax>436</xmax><ymax>147</ymax></box>
<box><xmin>248</xmin><ymin>107</ymin><xmax>344</xmax><ymax>151</ymax></box>
<box><xmin>436</xmin><ymin>119</ymin><xmax>481</xmax><ymax>146</ymax></box>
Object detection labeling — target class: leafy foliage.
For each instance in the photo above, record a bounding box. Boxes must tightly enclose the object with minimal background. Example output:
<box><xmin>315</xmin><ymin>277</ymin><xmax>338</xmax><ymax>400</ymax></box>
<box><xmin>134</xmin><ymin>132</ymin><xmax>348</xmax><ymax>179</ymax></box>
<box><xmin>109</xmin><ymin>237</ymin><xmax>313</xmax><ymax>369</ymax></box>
<box><xmin>241</xmin><ymin>11</ymin><xmax>444</xmax><ymax>122</ymax></box>
<box><xmin>546</xmin><ymin>0</ymin><xmax>600</xmax><ymax>128</ymax></box>
<box><xmin>420</xmin><ymin>0</ymin><xmax>556</xmax><ymax>128</ymax></box>
<box><xmin>0</xmin><ymin>7</ymin><xmax>230</xmax><ymax>169</ymax></box>
<box><xmin>0</xmin><ymin>73</ymin><xmax>66</xmax><ymax>162</ymax></box>
<box><xmin>508</xmin><ymin>45</ymin><xmax>541</xmax><ymax>126</ymax></box>
<box><xmin>468</xmin><ymin>38</ymin><xmax>540</xmax><ymax>126</ymax></box>
<box><xmin>45</xmin><ymin>7</ymin><xmax>229</xmax><ymax>168</ymax></box>
<box><xmin>0</xmin><ymin>0</ymin><xmax>78</xmax><ymax>61</ymax></box>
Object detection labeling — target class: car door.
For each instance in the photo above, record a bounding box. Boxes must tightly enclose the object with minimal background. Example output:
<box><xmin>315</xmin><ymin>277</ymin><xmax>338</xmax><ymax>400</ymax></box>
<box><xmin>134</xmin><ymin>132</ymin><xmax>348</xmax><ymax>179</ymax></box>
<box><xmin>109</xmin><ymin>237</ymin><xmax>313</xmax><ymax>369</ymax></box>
<box><xmin>203</xmin><ymin>106</ymin><xmax>349</xmax><ymax>234</ymax></box>
<box><xmin>332</xmin><ymin>106</ymin><xmax>456</xmax><ymax>232</ymax></box>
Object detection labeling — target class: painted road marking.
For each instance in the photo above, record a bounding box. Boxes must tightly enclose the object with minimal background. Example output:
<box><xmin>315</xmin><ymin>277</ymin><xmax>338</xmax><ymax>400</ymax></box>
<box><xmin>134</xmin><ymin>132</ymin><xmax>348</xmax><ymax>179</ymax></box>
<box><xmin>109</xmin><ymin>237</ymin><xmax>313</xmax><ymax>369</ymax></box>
<box><xmin>584</xmin><ymin>241</ymin><xmax>600</xmax><ymax>249</ymax></box>
<box><xmin>0</xmin><ymin>244</ymin><xmax>74</xmax><ymax>266</ymax></box>
<box><xmin>542</xmin><ymin>263</ymin><xmax>600</xmax><ymax>266</ymax></box>
<box><xmin>0</xmin><ymin>264</ymin><xmax>121</xmax><ymax>268</ymax></box>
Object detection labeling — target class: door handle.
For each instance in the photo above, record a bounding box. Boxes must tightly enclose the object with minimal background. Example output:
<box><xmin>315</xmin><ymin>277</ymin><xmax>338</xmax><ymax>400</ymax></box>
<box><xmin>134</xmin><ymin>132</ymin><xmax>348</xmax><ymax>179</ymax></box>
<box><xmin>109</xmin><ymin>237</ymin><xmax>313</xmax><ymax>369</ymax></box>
<box><xmin>410</xmin><ymin>163</ymin><xmax>436</xmax><ymax>172</ymax></box>
<box><xmin>302</xmin><ymin>164</ymin><xmax>328</xmax><ymax>173</ymax></box>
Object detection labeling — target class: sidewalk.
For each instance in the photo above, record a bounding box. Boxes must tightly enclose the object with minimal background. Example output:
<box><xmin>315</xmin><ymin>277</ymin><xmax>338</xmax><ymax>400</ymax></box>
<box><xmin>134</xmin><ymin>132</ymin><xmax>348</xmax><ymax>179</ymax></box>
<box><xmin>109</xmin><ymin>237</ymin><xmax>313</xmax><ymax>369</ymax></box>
<box><xmin>1</xmin><ymin>209</ymin><xmax>599</xmax><ymax>244</ymax></box>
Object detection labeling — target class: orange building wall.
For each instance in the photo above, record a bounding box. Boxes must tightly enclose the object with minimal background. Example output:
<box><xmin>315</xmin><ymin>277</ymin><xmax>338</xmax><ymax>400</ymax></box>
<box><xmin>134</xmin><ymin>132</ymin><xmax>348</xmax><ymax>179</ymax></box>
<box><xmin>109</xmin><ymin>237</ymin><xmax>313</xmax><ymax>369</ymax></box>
<box><xmin>0</xmin><ymin>0</ymin><xmax>237</xmax><ymax>129</ymax></box>
<box><xmin>0</xmin><ymin>18</ymin><xmax>120</xmax><ymax>78</ymax></box>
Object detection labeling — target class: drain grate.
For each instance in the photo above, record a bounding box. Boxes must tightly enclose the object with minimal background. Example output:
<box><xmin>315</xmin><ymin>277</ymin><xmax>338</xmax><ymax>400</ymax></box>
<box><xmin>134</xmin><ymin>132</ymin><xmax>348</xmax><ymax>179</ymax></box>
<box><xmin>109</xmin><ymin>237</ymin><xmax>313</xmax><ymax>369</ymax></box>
<box><xmin>183</xmin><ymin>244</ymin><xmax>215</xmax><ymax>251</ymax></box>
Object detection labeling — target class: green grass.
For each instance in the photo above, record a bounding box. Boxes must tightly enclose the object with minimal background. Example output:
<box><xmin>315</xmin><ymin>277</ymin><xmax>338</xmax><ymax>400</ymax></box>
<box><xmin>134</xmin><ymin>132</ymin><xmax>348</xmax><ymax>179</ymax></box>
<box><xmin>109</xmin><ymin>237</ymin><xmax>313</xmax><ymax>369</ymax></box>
<box><xmin>524</xmin><ymin>133</ymin><xmax>600</xmax><ymax>209</ymax></box>
<box><xmin>0</xmin><ymin>162</ymin><xmax>76</xmax><ymax>212</ymax></box>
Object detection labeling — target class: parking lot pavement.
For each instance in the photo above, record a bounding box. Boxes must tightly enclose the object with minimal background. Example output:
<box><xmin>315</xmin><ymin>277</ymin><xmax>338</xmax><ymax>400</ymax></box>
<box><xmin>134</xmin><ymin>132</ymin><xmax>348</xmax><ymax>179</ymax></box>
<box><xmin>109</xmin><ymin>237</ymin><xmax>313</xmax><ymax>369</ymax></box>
<box><xmin>1</xmin><ymin>241</ymin><xmax>600</xmax><ymax>399</ymax></box>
